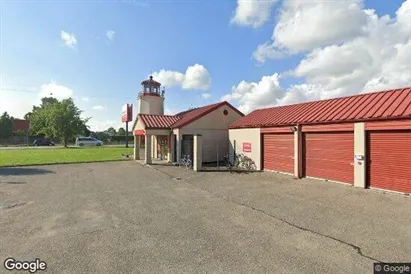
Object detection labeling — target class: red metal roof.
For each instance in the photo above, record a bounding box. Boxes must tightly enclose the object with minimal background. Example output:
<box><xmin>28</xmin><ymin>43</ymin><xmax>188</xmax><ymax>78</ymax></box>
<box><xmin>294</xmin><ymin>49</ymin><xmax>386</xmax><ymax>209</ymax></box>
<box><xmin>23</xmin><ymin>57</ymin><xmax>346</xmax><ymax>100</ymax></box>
<box><xmin>171</xmin><ymin>101</ymin><xmax>244</xmax><ymax>129</ymax></box>
<box><xmin>136</xmin><ymin>101</ymin><xmax>244</xmax><ymax>130</ymax></box>
<box><xmin>139</xmin><ymin>114</ymin><xmax>182</xmax><ymax>129</ymax></box>
<box><xmin>229</xmin><ymin>87</ymin><xmax>411</xmax><ymax>129</ymax></box>
<box><xmin>141</xmin><ymin>76</ymin><xmax>161</xmax><ymax>87</ymax></box>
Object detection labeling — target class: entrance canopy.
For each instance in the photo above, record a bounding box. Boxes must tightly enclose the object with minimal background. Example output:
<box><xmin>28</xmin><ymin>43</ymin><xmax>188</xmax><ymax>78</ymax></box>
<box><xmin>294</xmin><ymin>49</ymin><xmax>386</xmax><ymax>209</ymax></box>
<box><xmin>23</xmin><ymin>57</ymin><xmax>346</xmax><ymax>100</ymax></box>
<box><xmin>134</xmin><ymin>129</ymin><xmax>145</xmax><ymax>135</ymax></box>
<box><xmin>133</xmin><ymin>114</ymin><xmax>181</xmax><ymax>136</ymax></box>
<box><xmin>133</xmin><ymin>128</ymin><xmax>171</xmax><ymax>136</ymax></box>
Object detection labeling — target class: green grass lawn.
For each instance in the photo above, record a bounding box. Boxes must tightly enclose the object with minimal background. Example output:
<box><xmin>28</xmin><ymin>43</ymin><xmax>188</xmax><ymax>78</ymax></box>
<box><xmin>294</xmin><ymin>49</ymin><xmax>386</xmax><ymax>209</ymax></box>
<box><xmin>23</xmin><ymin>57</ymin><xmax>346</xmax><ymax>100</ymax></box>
<box><xmin>0</xmin><ymin>147</ymin><xmax>134</xmax><ymax>167</ymax></box>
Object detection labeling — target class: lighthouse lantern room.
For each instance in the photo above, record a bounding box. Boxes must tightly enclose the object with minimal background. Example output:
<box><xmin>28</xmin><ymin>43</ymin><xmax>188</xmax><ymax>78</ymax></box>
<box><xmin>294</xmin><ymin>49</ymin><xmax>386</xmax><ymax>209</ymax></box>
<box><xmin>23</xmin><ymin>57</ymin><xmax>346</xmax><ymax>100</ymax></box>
<box><xmin>138</xmin><ymin>76</ymin><xmax>165</xmax><ymax>115</ymax></box>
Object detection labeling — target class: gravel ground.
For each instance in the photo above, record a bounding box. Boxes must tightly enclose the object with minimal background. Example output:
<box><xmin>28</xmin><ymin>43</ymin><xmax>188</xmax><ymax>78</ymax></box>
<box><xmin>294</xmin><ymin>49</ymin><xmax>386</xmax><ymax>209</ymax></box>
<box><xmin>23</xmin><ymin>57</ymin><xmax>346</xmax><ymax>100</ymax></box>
<box><xmin>0</xmin><ymin>162</ymin><xmax>410</xmax><ymax>274</ymax></box>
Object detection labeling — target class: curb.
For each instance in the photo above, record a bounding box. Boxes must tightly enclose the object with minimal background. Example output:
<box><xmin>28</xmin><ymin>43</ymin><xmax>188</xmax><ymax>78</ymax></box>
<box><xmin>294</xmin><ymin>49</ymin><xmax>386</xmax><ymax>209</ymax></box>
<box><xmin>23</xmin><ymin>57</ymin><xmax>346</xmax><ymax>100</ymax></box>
<box><xmin>0</xmin><ymin>159</ymin><xmax>131</xmax><ymax>168</ymax></box>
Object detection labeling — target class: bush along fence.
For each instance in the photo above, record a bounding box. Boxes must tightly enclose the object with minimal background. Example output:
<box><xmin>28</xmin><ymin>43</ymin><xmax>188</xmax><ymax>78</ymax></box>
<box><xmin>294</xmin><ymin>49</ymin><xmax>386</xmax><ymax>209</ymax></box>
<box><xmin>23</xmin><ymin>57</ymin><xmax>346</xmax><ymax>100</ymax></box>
<box><xmin>0</xmin><ymin>135</ymin><xmax>136</xmax><ymax>146</ymax></box>
<box><xmin>0</xmin><ymin>136</ymin><xmax>60</xmax><ymax>146</ymax></box>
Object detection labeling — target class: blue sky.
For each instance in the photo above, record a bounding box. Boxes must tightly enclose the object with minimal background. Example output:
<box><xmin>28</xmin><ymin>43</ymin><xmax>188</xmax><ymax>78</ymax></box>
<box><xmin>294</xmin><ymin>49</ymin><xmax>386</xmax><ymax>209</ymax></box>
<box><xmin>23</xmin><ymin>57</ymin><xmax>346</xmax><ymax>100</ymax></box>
<box><xmin>1</xmin><ymin>0</ymin><xmax>409</xmax><ymax>131</ymax></box>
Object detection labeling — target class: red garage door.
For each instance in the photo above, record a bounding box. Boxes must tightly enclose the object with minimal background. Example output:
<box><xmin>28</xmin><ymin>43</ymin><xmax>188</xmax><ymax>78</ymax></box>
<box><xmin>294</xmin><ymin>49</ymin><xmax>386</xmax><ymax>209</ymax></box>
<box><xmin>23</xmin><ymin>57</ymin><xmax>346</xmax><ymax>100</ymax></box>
<box><xmin>263</xmin><ymin>133</ymin><xmax>294</xmax><ymax>174</ymax></box>
<box><xmin>368</xmin><ymin>130</ymin><xmax>411</xmax><ymax>194</ymax></box>
<box><xmin>304</xmin><ymin>132</ymin><xmax>354</xmax><ymax>184</ymax></box>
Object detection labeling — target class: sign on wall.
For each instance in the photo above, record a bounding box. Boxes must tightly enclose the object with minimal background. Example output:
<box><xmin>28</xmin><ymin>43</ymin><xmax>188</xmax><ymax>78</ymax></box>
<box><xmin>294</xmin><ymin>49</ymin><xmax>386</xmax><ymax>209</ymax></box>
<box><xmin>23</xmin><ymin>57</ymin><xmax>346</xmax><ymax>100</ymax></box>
<box><xmin>243</xmin><ymin>142</ymin><xmax>252</xmax><ymax>152</ymax></box>
<box><xmin>122</xmin><ymin>104</ymin><xmax>133</xmax><ymax>122</ymax></box>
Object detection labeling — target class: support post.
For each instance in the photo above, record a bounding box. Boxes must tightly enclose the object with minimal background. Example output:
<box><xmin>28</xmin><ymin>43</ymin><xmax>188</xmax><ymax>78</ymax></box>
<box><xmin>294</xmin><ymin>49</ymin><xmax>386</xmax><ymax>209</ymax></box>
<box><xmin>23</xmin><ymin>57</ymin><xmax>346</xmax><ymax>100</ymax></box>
<box><xmin>168</xmin><ymin>134</ymin><xmax>174</xmax><ymax>163</ymax></box>
<box><xmin>134</xmin><ymin>135</ymin><xmax>140</xmax><ymax>160</ymax></box>
<box><xmin>216</xmin><ymin>142</ymin><xmax>219</xmax><ymax>167</ymax></box>
<box><xmin>193</xmin><ymin>134</ymin><xmax>202</xmax><ymax>172</ymax></box>
<box><xmin>125</xmin><ymin>121</ymin><xmax>129</xmax><ymax>148</ymax></box>
<box><xmin>176</xmin><ymin>133</ymin><xmax>182</xmax><ymax>163</ymax></box>
<box><xmin>151</xmin><ymin>135</ymin><xmax>157</xmax><ymax>159</ymax></box>
<box><xmin>354</xmin><ymin>123</ymin><xmax>366</xmax><ymax>188</ymax></box>
<box><xmin>145</xmin><ymin>134</ymin><xmax>152</xmax><ymax>164</ymax></box>
<box><xmin>294</xmin><ymin>125</ymin><xmax>302</xmax><ymax>178</ymax></box>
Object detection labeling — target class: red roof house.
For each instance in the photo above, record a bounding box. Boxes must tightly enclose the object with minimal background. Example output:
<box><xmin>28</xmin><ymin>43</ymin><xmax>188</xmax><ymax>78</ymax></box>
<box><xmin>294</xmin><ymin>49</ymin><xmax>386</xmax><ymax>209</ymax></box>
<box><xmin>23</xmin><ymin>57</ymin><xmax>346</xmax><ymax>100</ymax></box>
<box><xmin>132</xmin><ymin>101</ymin><xmax>244</xmax><ymax>163</ymax></box>
<box><xmin>12</xmin><ymin>119</ymin><xmax>30</xmax><ymax>132</ymax></box>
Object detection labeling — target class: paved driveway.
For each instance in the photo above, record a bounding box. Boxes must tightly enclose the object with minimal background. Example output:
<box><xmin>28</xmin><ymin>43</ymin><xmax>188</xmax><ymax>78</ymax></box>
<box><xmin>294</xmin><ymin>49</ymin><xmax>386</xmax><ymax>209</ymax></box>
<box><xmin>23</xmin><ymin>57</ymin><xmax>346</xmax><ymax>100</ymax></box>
<box><xmin>0</xmin><ymin>162</ymin><xmax>410</xmax><ymax>274</ymax></box>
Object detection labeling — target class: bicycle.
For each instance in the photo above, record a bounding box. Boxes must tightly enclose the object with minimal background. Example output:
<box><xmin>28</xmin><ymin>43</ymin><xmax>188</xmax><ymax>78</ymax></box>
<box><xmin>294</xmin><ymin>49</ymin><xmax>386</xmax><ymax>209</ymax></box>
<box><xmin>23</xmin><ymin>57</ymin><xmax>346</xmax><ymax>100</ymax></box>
<box><xmin>223</xmin><ymin>154</ymin><xmax>240</xmax><ymax>171</ymax></box>
<box><xmin>239</xmin><ymin>154</ymin><xmax>256</xmax><ymax>171</ymax></box>
<box><xmin>179</xmin><ymin>155</ymin><xmax>192</xmax><ymax>169</ymax></box>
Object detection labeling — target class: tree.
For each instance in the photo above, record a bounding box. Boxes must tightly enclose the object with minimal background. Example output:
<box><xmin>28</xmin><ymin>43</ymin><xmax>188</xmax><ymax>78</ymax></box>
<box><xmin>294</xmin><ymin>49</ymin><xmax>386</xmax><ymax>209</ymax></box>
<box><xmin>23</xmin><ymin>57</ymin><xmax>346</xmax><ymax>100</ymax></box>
<box><xmin>0</xmin><ymin>112</ymin><xmax>14</xmax><ymax>139</ymax></box>
<box><xmin>24</xmin><ymin>97</ymin><xmax>59</xmax><ymax>127</ymax></box>
<box><xmin>92</xmin><ymin>131</ymin><xmax>110</xmax><ymax>142</ymax></box>
<box><xmin>117</xmin><ymin>127</ymin><xmax>126</xmax><ymax>136</ymax></box>
<box><xmin>29</xmin><ymin>98</ymin><xmax>90</xmax><ymax>147</ymax></box>
<box><xmin>24</xmin><ymin>112</ymin><xmax>31</xmax><ymax>120</ymax></box>
<box><xmin>84</xmin><ymin>125</ymin><xmax>91</xmax><ymax>137</ymax></box>
<box><xmin>107</xmin><ymin>127</ymin><xmax>116</xmax><ymax>136</ymax></box>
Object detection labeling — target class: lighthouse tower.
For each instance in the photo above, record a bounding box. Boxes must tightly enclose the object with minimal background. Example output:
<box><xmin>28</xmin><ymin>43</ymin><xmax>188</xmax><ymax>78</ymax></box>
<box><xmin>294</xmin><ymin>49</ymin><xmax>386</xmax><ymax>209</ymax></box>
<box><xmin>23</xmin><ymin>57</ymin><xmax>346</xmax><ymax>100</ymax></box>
<box><xmin>138</xmin><ymin>76</ymin><xmax>165</xmax><ymax>115</ymax></box>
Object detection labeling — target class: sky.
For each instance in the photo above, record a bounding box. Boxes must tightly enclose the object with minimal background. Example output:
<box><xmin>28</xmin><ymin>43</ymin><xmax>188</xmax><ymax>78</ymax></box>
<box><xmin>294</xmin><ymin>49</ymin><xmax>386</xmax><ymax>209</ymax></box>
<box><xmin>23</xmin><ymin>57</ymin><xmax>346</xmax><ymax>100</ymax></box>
<box><xmin>0</xmin><ymin>0</ymin><xmax>410</xmax><ymax>131</ymax></box>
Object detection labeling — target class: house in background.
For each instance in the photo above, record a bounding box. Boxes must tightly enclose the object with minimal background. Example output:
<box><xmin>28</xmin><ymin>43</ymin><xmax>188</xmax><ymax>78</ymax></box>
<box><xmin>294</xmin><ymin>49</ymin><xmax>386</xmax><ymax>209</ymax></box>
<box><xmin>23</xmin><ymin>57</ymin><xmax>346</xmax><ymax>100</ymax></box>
<box><xmin>12</xmin><ymin>119</ymin><xmax>30</xmax><ymax>133</ymax></box>
<box><xmin>131</xmin><ymin>76</ymin><xmax>244</xmax><ymax>164</ymax></box>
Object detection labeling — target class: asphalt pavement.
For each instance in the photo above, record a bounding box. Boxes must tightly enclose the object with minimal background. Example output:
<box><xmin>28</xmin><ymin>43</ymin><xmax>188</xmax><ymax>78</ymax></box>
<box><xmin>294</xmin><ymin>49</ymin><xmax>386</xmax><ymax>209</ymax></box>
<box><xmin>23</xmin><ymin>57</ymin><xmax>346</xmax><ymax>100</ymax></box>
<box><xmin>1</xmin><ymin>162</ymin><xmax>410</xmax><ymax>274</ymax></box>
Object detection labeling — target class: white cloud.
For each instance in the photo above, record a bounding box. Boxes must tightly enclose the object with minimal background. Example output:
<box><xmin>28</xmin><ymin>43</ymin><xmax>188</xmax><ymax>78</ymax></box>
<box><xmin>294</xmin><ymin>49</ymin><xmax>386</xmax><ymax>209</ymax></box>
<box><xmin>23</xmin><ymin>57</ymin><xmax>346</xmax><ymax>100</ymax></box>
<box><xmin>152</xmin><ymin>64</ymin><xmax>212</xmax><ymax>91</ymax></box>
<box><xmin>253</xmin><ymin>0</ymin><xmax>368</xmax><ymax>62</ymax></box>
<box><xmin>221</xmin><ymin>73</ymin><xmax>283</xmax><ymax>114</ymax></box>
<box><xmin>164</xmin><ymin>108</ymin><xmax>180</xmax><ymax>116</ymax></box>
<box><xmin>293</xmin><ymin>0</ymin><xmax>411</xmax><ymax>97</ymax></box>
<box><xmin>277</xmin><ymin>84</ymin><xmax>325</xmax><ymax>106</ymax></box>
<box><xmin>253</xmin><ymin>42</ymin><xmax>289</xmax><ymax>63</ymax></box>
<box><xmin>231</xmin><ymin>0</ymin><xmax>277</xmax><ymax>28</ymax></box>
<box><xmin>225</xmin><ymin>0</ymin><xmax>411</xmax><ymax>114</ymax></box>
<box><xmin>61</xmin><ymin>30</ymin><xmax>77</xmax><ymax>49</ymax></box>
<box><xmin>40</xmin><ymin>81</ymin><xmax>74</xmax><ymax>100</ymax></box>
<box><xmin>0</xmin><ymin>91</ymin><xmax>36</xmax><ymax>119</ymax></box>
<box><xmin>92</xmin><ymin>105</ymin><xmax>105</xmax><ymax>111</ymax></box>
<box><xmin>106</xmin><ymin>30</ymin><xmax>115</xmax><ymax>42</ymax></box>
<box><xmin>81</xmin><ymin>97</ymin><xmax>89</xmax><ymax>101</ymax></box>
<box><xmin>0</xmin><ymin>81</ymin><xmax>75</xmax><ymax>119</ymax></box>
<box><xmin>86</xmin><ymin>119</ymin><xmax>125</xmax><ymax>132</ymax></box>
<box><xmin>201</xmin><ymin>93</ymin><xmax>211</xmax><ymax>99</ymax></box>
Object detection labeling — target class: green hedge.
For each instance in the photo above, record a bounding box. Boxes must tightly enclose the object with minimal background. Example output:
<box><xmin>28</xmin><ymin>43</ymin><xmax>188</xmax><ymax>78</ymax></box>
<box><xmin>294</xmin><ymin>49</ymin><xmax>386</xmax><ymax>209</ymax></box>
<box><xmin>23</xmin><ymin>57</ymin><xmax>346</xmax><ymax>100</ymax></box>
<box><xmin>110</xmin><ymin>136</ymin><xmax>133</xmax><ymax>142</ymax></box>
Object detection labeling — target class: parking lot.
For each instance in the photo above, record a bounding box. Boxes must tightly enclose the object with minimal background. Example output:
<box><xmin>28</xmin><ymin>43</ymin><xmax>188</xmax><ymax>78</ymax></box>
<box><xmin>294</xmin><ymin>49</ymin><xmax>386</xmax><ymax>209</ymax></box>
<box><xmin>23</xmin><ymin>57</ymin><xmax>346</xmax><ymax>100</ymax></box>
<box><xmin>1</xmin><ymin>162</ymin><xmax>410</xmax><ymax>274</ymax></box>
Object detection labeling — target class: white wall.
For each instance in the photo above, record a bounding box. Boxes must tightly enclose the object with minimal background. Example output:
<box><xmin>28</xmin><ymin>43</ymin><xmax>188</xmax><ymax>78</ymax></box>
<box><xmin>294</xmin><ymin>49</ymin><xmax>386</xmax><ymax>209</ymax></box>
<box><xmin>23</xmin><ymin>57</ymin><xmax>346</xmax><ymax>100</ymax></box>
<box><xmin>354</xmin><ymin>122</ymin><xmax>366</xmax><ymax>188</ymax></box>
<box><xmin>183</xmin><ymin>105</ymin><xmax>242</xmax><ymax>130</ymax></box>
<box><xmin>133</xmin><ymin>119</ymin><xmax>145</xmax><ymax>131</ymax></box>
<box><xmin>175</xmin><ymin>104</ymin><xmax>243</xmax><ymax>162</ymax></box>
<box><xmin>138</xmin><ymin>95</ymin><xmax>164</xmax><ymax>115</ymax></box>
<box><xmin>229</xmin><ymin>128</ymin><xmax>261</xmax><ymax>170</ymax></box>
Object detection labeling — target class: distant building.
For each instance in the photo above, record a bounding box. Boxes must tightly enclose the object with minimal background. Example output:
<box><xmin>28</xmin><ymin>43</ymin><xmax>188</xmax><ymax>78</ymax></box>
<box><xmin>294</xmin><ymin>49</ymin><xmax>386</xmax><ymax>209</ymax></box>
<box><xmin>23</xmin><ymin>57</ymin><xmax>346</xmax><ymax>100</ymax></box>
<box><xmin>12</xmin><ymin>119</ymin><xmax>30</xmax><ymax>133</ymax></box>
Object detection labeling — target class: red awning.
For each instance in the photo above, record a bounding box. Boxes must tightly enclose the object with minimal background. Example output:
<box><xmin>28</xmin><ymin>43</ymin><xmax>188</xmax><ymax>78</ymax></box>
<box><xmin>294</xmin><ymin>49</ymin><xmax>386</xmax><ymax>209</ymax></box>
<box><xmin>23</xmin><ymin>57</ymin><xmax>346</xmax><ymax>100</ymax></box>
<box><xmin>133</xmin><ymin>129</ymin><xmax>145</xmax><ymax>135</ymax></box>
